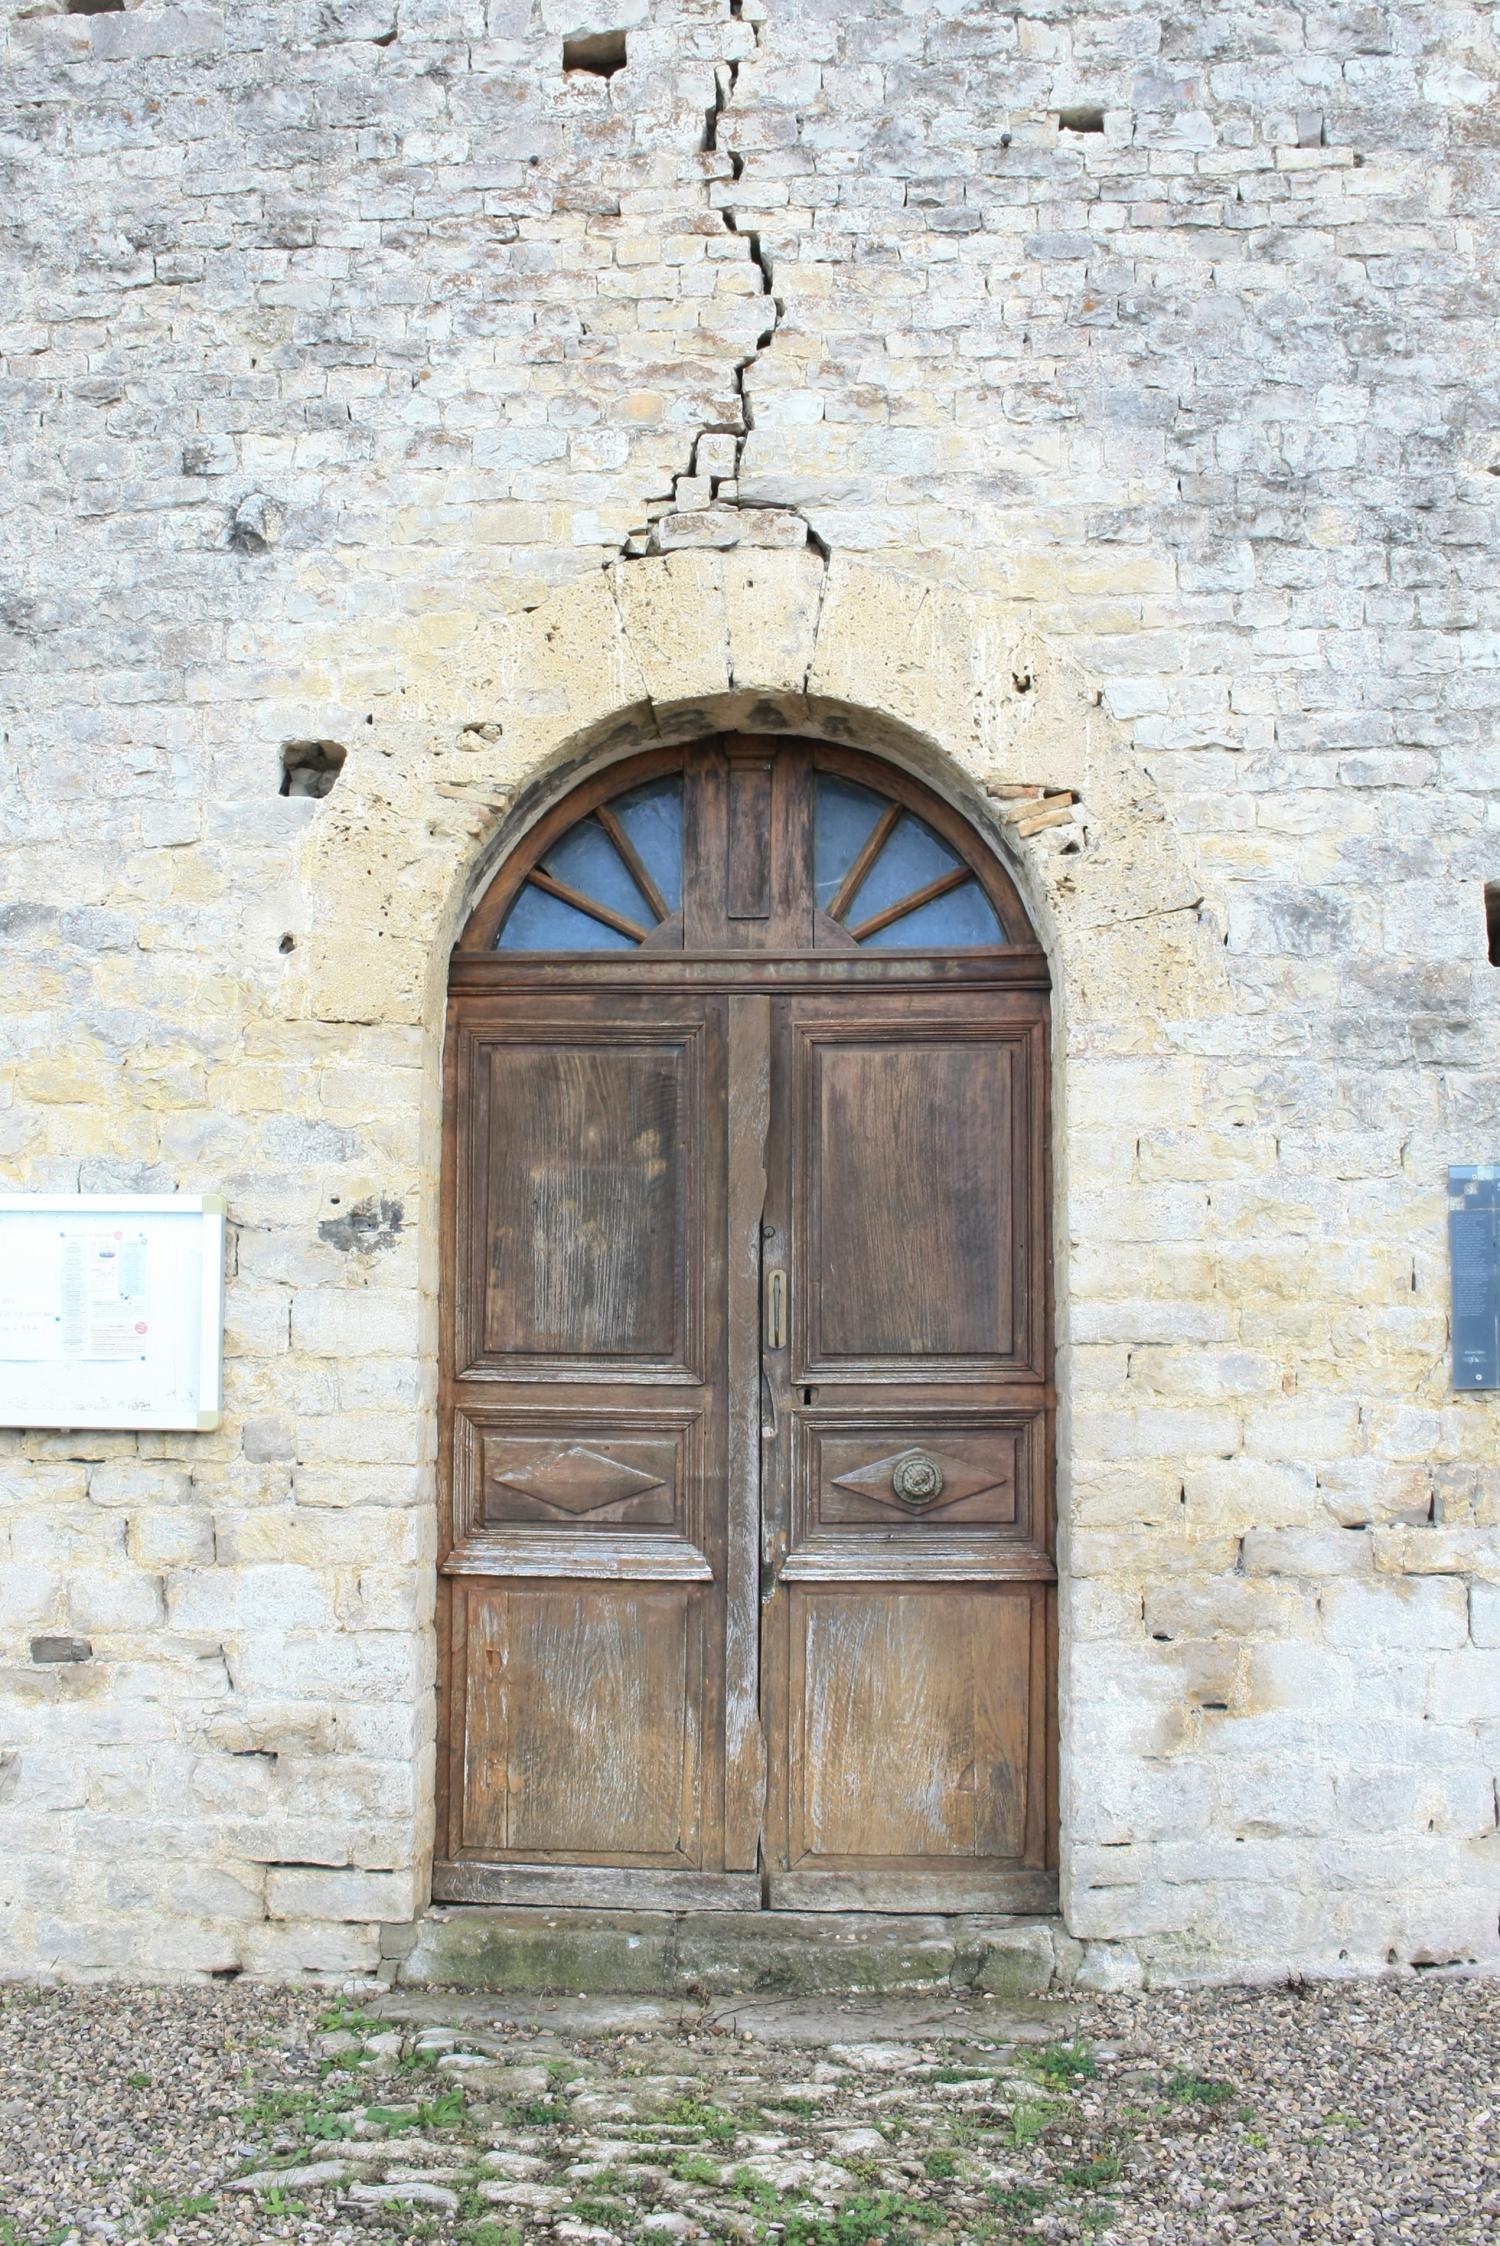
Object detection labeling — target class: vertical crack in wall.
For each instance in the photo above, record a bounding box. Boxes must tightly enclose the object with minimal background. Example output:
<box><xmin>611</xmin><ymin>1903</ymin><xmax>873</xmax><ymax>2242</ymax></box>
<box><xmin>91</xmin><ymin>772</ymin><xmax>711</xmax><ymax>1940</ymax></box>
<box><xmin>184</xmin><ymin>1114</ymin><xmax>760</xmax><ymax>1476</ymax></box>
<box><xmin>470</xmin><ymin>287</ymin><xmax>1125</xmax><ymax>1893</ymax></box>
<box><xmin>617</xmin><ymin>0</ymin><xmax>823</xmax><ymax>562</ymax></box>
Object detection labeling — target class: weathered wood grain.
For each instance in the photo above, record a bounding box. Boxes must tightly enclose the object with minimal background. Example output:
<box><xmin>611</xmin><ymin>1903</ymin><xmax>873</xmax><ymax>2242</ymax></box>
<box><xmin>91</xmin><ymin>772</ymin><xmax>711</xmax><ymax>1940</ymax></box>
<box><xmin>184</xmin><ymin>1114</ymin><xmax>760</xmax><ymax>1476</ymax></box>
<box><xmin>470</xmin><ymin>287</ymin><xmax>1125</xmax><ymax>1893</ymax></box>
<box><xmin>439</xmin><ymin>737</ymin><xmax>1054</xmax><ymax>1913</ymax></box>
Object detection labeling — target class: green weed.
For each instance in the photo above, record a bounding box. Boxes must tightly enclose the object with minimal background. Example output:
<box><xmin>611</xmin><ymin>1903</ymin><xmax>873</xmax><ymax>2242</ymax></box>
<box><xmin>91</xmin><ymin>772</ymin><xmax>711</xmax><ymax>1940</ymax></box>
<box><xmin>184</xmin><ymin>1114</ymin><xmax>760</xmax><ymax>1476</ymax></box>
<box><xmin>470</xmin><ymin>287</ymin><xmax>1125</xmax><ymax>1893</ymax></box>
<box><xmin>511</xmin><ymin>2097</ymin><xmax>570</xmax><ymax>2127</ymax></box>
<box><xmin>257</xmin><ymin>2189</ymin><xmax>307</xmax><ymax>2219</ymax></box>
<box><xmin>302</xmin><ymin>2107</ymin><xmax>357</xmax><ymax>2141</ymax></box>
<box><xmin>566</xmin><ymin>2198</ymin><xmax>629</xmax><ymax>2226</ymax></box>
<box><xmin>1060</xmin><ymin>2155</ymin><xmax>1121</xmax><ymax>2193</ymax></box>
<box><xmin>126</xmin><ymin>2071</ymin><xmax>152</xmax><ymax>2090</ymax></box>
<box><xmin>1008</xmin><ymin>2102</ymin><xmax>1053</xmax><ymax>2147</ymax></box>
<box><xmin>364</xmin><ymin>2101</ymin><xmax>422</xmax><ymax>2129</ymax></box>
<box><xmin>141</xmin><ymin>2193</ymin><xmax>215</xmax><ymax>2239</ymax></box>
<box><xmin>316</xmin><ymin>2006</ymin><xmax>393</xmax><ymax>2035</ymax></box>
<box><xmin>238</xmin><ymin>2082</ymin><xmax>362</xmax><ymax>2134</ymax></box>
<box><xmin>989</xmin><ymin>2181</ymin><xmax>1050</xmax><ymax>2219</ymax></box>
<box><xmin>672</xmin><ymin>2151</ymin><xmax>721</xmax><ymax>2184</ymax></box>
<box><xmin>732</xmin><ymin>2168</ymin><xmax>786</xmax><ymax>2210</ymax></box>
<box><xmin>1163</xmin><ymin>2069</ymin><xmax>1233</xmax><ymax>2108</ymax></box>
<box><xmin>780</xmin><ymin>2193</ymin><xmax>942</xmax><ymax>2246</ymax></box>
<box><xmin>663</xmin><ymin>2094</ymin><xmax>738</xmax><ymax>2143</ymax></box>
<box><xmin>923</xmin><ymin>2149</ymin><xmax>958</xmax><ymax>2180</ymax></box>
<box><xmin>417</xmin><ymin>2086</ymin><xmax>468</xmax><ymax>2131</ymax></box>
<box><xmin>1031</xmin><ymin>2041</ymin><xmax>1097</xmax><ymax>2087</ymax></box>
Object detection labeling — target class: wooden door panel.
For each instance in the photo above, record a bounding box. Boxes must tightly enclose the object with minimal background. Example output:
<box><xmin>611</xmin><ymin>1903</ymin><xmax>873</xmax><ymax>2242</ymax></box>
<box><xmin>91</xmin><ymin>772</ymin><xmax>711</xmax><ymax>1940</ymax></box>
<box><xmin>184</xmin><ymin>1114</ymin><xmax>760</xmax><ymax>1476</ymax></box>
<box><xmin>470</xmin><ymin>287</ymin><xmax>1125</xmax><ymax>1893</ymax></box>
<box><xmin>441</xmin><ymin>745</ymin><xmax>1055</xmax><ymax>1916</ymax></box>
<box><xmin>456</xmin><ymin>1579</ymin><xmax>703</xmax><ymax>1865</ymax></box>
<box><xmin>794</xmin><ymin>1011</ymin><xmax>1046</xmax><ymax>1382</ymax></box>
<box><xmin>764</xmin><ymin>985</ymin><xmax>1054</xmax><ymax>1911</ymax></box>
<box><xmin>772</xmin><ymin>1582</ymin><xmax>1054</xmax><ymax>1912</ymax></box>
<box><xmin>789</xmin><ymin>1585</ymin><xmax>1035</xmax><ymax>1862</ymax></box>
<box><xmin>438</xmin><ymin>992</ymin><xmax>733</xmax><ymax>1900</ymax></box>
<box><xmin>449</xmin><ymin>1403</ymin><xmax>707</xmax><ymax>1565</ymax></box>
<box><xmin>460</xmin><ymin>1022</ymin><xmax>705</xmax><ymax>1378</ymax></box>
<box><xmin>783</xmin><ymin>1406</ymin><xmax>1052</xmax><ymax>1577</ymax></box>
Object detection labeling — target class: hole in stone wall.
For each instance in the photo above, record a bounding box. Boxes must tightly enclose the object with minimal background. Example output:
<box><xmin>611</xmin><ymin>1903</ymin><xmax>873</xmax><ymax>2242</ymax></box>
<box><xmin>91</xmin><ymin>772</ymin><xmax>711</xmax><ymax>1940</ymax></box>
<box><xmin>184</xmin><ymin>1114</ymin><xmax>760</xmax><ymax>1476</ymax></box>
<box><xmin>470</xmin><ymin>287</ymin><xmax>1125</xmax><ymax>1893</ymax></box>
<box><xmin>1057</xmin><ymin>106</ymin><xmax>1105</xmax><ymax>133</ymax></box>
<box><xmin>563</xmin><ymin>29</ymin><xmax>628</xmax><ymax>76</ymax></box>
<box><xmin>1486</xmin><ymin>882</ymin><xmax>1500</xmax><ymax>965</ymax></box>
<box><xmin>279</xmin><ymin>740</ymin><xmax>346</xmax><ymax>799</ymax></box>
<box><xmin>68</xmin><ymin>0</ymin><xmax>125</xmax><ymax>12</ymax></box>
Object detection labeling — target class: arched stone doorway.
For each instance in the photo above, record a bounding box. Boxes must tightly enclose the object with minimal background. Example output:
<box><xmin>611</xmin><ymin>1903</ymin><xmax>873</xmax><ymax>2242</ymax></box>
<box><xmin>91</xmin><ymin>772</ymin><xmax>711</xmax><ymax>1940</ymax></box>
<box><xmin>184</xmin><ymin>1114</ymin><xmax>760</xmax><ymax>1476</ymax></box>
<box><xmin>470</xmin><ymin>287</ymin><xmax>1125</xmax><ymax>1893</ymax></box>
<box><xmin>435</xmin><ymin>733</ymin><xmax>1055</xmax><ymax>1913</ymax></box>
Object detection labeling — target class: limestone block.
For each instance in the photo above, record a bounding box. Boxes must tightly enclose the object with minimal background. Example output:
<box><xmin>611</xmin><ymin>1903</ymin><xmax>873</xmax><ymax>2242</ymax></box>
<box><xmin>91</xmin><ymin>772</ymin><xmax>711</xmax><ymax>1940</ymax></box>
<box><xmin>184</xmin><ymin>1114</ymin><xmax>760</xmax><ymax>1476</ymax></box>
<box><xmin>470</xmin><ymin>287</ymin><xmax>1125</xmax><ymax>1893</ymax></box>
<box><xmin>1472</xmin><ymin>1584</ymin><xmax>1500</xmax><ymax>1648</ymax></box>
<box><xmin>967</xmin><ymin>1923</ymin><xmax>1058</xmax><ymax>1997</ymax></box>
<box><xmin>1242</xmin><ymin>1401</ymin><xmax>1362</xmax><ymax>1463</ymax></box>
<box><xmin>1073</xmin><ymin>1941</ymin><xmax>1143</xmax><ymax>1993</ymax></box>
<box><xmin>166</xmin><ymin>1565</ymin><xmax>336</xmax><ymax>1633</ymax></box>
<box><xmin>1144</xmin><ymin>1578</ymin><xmax>1306</xmax><ymax>1640</ymax></box>
<box><xmin>651</xmin><ymin>507</ymin><xmax>743</xmax><ymax>550</ymax></box>
<box><xmin>809</xmin><ymin>559</ymin><xmax>977</xmax><ymax>767</ymax></box>
<box><xmin>265</xmin><ymin>1864</ymin><xmax>419</xmax><ymax>1922</ymax></box>
<box><xmin>1424</xmin><ymin>1654</ymin><xmax>1500</xmax><ymax>1724</ymax></box>
<box><xmin>126</xmin><ymin>1513</ymin><xmax>215</xmax><ymax>1570</ymax></box>
<box><xmin>973</xmin><ymin>610</ymin><xmax>1089</xmax><ymax>793</ymax></box>
<box><xmin>63</xmin><ymin>1569</ymin><xmax>164</xmax><ymax>1634</ymax></box>
<box><xmin>736</xmin><ymin>508</ymin><xmax>810</xmax><ymax>549</ymax></box>
<box><xmin>1372</xmin><ymin>1526</ymin><xmax>1500</xmax><ymax>1578</ymax></box>
<box><xmin>225</xmin><ymin>1631</ymin><xmax>427</xmax><ymax>1702</ymax></box>
<box><xmin>238</xmin><ymin>1919</ymin><xmax>385</xmax><ymax>1976</ymax></box>
<box><xmin>488</xmin><ymin>567</ymin><xmax>653</xmax><ymax>772</ymax></box>
<box><xmin>610</xmin><ymin>551</ymin><xmax>732</xmax><ymax>709</ymax></box>
<box><xmin>1320</xmin><ymin>1579</ymin><xmax>1469</xmax><ymax>1652</ymax></box>
<box><xmin>1240</xmin><ymin>1528</ymin><xmax>1373</xmax><ymax>1578</ymax></box>
<box><xmin>723</xmin><ymin>546</ymin><xmax>825</xmax><ymax>696</ymax></box>
<box><xmin>292</xmin><ymin>1287</ymin><xmax>422</xmax><ymax>1357</ymax></box>
<box><xmin>203</xmin><ymin>1706</ymin><xmax>338</xmax><ymax>1759</ymax></box>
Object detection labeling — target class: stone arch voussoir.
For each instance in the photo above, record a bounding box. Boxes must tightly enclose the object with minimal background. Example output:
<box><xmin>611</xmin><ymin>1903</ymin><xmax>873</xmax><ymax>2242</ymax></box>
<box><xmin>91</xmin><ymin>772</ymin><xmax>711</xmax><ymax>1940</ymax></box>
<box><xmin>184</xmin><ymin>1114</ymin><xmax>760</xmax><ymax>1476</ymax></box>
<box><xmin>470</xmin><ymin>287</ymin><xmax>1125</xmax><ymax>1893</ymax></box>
<box><xmin>293</xmin><ymin>551</ymin><xmax>1224</xmax><ymax>1035</ymax></box>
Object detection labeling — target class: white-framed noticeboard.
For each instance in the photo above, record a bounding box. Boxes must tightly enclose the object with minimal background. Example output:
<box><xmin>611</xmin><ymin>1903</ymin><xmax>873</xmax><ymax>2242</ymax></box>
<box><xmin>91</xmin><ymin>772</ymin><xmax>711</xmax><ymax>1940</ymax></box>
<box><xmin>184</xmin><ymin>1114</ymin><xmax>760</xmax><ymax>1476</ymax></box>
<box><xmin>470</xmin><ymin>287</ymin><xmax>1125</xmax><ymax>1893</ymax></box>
<box><xmin>0</xmin><ymin>1194</ymin><xmax>226</xmax><ymax>1431</ymax></box>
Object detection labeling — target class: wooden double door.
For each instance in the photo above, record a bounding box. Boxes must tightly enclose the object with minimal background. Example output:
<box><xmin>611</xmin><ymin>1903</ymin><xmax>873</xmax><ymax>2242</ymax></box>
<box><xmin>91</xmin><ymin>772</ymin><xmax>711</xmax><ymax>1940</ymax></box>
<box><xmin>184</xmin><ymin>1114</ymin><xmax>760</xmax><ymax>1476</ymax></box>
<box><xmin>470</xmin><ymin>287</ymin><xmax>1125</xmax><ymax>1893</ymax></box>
<box><xmin>437</xmin><ymin>741</ymin><xmax>1055</xmax><ymax>1912</ymax></box>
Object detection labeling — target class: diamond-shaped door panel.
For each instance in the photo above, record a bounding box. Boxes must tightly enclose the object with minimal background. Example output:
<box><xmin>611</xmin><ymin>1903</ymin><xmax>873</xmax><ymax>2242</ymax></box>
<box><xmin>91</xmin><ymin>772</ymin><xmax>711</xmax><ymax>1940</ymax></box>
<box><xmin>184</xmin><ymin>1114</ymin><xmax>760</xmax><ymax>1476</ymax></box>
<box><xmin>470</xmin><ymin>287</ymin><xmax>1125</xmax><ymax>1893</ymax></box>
<box><xmin>831</xmin><ymin>1445</ymin><xmax>1001</xmax><ymax>1518</ymax></box>
<box><xmin>479</xmin><ymin>1435</ymin><xmax>677</xmax><ymax>1529</ymax></box>
<box><xmin>497</xmin><ymin>1445</ymin><xmax>665</xmax><ymax>1514</ymax></box>
<box><xmin>811</xmin><ymin>1425</ymin><xmax>1025</xmax><ymax>1535</ymax></box>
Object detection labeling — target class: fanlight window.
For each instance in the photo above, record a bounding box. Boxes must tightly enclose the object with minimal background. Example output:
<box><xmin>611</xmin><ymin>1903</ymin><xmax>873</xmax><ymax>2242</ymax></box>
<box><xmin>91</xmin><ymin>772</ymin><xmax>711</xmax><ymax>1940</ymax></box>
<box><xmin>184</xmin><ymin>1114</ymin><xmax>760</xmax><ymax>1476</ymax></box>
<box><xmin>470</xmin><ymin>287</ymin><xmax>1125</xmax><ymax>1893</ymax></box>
<box><xmin>496</xmin><ymin>777</ymin><xmax>682</xmax><ymax>952</ymax></box>
<box><xmin>812</xmin><ymin>775</ymin><xmax>1003</xmax><ymax>948</ymax></box>
<box><xmin>495</xmin><ymin>766</ymin><xmax>1005</xmax><ymax>952</ymax></box>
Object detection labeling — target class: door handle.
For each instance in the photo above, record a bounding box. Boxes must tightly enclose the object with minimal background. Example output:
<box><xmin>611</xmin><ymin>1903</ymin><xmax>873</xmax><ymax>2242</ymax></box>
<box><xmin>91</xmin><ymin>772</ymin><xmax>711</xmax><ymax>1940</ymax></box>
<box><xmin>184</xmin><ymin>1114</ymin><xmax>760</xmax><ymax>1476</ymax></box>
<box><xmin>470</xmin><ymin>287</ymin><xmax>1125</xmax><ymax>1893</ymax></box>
<box><xmin>766</xmin><ymin>1268</ymin><xmax>788</xmax><ymax>1349</ymax></box>
<box><xmin>760</xmin><ymin>1367</ymin><xmax>778</xmax><ymax>1438</ymax></box>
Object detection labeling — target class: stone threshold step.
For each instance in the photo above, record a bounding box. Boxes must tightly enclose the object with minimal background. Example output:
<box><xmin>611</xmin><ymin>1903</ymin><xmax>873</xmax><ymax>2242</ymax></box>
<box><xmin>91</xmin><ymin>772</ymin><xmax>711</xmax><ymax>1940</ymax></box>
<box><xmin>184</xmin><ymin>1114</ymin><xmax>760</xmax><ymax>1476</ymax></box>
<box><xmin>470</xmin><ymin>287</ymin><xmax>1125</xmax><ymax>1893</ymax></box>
<box><xmin>385</xmin><ymin>1906</ymin><xmax>1081</xmax><ymax>2000</ymax></box>
<box><xmin>378</xmin><ymin>1986</ymin><xmax>1078</xmax><ymax>2046</ymax></box>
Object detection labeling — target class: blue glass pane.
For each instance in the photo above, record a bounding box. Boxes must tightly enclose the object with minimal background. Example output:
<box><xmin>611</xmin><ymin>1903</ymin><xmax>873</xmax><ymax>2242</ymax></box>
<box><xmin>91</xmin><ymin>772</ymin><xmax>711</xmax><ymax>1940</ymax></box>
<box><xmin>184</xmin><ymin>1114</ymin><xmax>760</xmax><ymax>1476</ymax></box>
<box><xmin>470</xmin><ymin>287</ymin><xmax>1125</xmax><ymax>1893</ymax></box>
<box><xmin>496</xmin><ymin>882</ymin><xmax>638</xmax><ymax>952</ymax></box>
<box><xmin>611</xmin><ymin>776</ymin><xmax>683</xmax><ymax>914</ymax></box>
<box><xmin>848</xmin><ymin>811</ymin><xmax>964</xmax><ymax>929</ymax></box>
<box><xmin>861</xmin><ymin>878</ymin><xmax>1005</xmax><ymax>949</ymax></box>
<box><xmin>541</xmin><ymin>815</ymin><xmax>652</xmax><ymax>930</ymax></box>
<box><xmin>814</xmin><ymin>775</ymin><xmax>887</xmax><ymax>913</ymax></box>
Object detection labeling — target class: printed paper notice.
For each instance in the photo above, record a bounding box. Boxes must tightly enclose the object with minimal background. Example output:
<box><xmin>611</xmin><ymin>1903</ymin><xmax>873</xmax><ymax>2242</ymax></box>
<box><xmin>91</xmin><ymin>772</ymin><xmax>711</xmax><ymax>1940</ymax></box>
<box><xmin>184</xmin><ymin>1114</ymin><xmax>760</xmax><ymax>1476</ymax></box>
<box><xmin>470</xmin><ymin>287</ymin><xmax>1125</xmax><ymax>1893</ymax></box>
<box><xmin>0</xmin><ymin>1227</ymin><xmax>151</xmax><ymax>1363</ymax></box>
<box><xmin>61</xmin><ymin>1231</ymin><xmax>151</xmax><ymax>1360</ymax></box>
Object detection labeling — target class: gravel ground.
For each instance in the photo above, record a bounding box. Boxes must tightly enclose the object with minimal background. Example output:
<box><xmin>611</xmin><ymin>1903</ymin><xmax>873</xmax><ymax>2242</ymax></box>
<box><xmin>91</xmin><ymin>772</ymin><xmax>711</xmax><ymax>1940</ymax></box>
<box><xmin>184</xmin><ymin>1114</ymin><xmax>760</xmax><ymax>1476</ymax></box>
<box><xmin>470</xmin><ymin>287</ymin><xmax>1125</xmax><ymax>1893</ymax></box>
<box><xmin>0</xmin><ymin>1978</ymin><xmax>1496</xmax><ymax>2245</ymax></box>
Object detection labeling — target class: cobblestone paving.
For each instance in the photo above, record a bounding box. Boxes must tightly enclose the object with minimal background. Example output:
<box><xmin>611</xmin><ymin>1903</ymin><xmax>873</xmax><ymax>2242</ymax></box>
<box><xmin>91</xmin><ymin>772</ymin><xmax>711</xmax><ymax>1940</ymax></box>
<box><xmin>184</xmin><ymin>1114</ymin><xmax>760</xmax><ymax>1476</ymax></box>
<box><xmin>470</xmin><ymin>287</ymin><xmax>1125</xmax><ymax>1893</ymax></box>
<box><xmin>1</xmin><ymin>1980</ymin><xmax>1496</xmax><ymax>2245</ymax></box>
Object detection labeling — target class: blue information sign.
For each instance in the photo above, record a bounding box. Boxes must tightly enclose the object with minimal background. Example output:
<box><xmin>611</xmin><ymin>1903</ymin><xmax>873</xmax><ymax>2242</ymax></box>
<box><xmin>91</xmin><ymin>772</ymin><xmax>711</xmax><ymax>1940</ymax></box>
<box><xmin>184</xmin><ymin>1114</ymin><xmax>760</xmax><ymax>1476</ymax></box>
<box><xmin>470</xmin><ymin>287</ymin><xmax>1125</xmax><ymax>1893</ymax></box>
<box><xmin>1449</xmin><ymin>1167</ymin><xmax>1500</xmax><ymax>1391</ymax></box>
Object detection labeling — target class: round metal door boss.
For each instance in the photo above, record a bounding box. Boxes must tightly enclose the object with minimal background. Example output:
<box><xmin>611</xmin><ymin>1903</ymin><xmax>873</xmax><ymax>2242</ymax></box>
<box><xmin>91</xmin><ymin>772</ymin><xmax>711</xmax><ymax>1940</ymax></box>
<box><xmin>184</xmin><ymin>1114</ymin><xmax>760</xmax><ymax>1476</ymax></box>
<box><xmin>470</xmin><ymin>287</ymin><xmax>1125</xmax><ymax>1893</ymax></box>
<box><xmin>892</xmin><ymin>1452</ymin><xmax>945</xmax><ymax>1507</ymax></box>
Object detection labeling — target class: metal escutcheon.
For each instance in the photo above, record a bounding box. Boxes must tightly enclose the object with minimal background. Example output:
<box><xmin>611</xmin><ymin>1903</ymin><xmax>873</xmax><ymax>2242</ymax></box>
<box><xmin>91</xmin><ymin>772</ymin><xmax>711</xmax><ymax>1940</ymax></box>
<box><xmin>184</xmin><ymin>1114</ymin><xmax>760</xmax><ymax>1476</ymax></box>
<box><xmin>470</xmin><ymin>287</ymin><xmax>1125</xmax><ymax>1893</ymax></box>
<box><xmin>892</xmin><ymin>1452</ymin><xmax>944</xmax><ymax>1507</ymax></box>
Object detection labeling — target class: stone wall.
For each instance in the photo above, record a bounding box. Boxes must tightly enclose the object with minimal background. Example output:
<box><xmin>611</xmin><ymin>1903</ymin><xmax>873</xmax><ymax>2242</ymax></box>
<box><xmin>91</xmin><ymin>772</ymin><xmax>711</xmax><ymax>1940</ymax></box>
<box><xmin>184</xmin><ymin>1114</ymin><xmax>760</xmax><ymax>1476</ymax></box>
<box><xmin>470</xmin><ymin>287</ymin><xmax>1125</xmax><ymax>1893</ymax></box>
<box><xmin>1</xmin><ymin>0</ymin><xmax>1497</xmax><ymax>1984</ymax></box>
